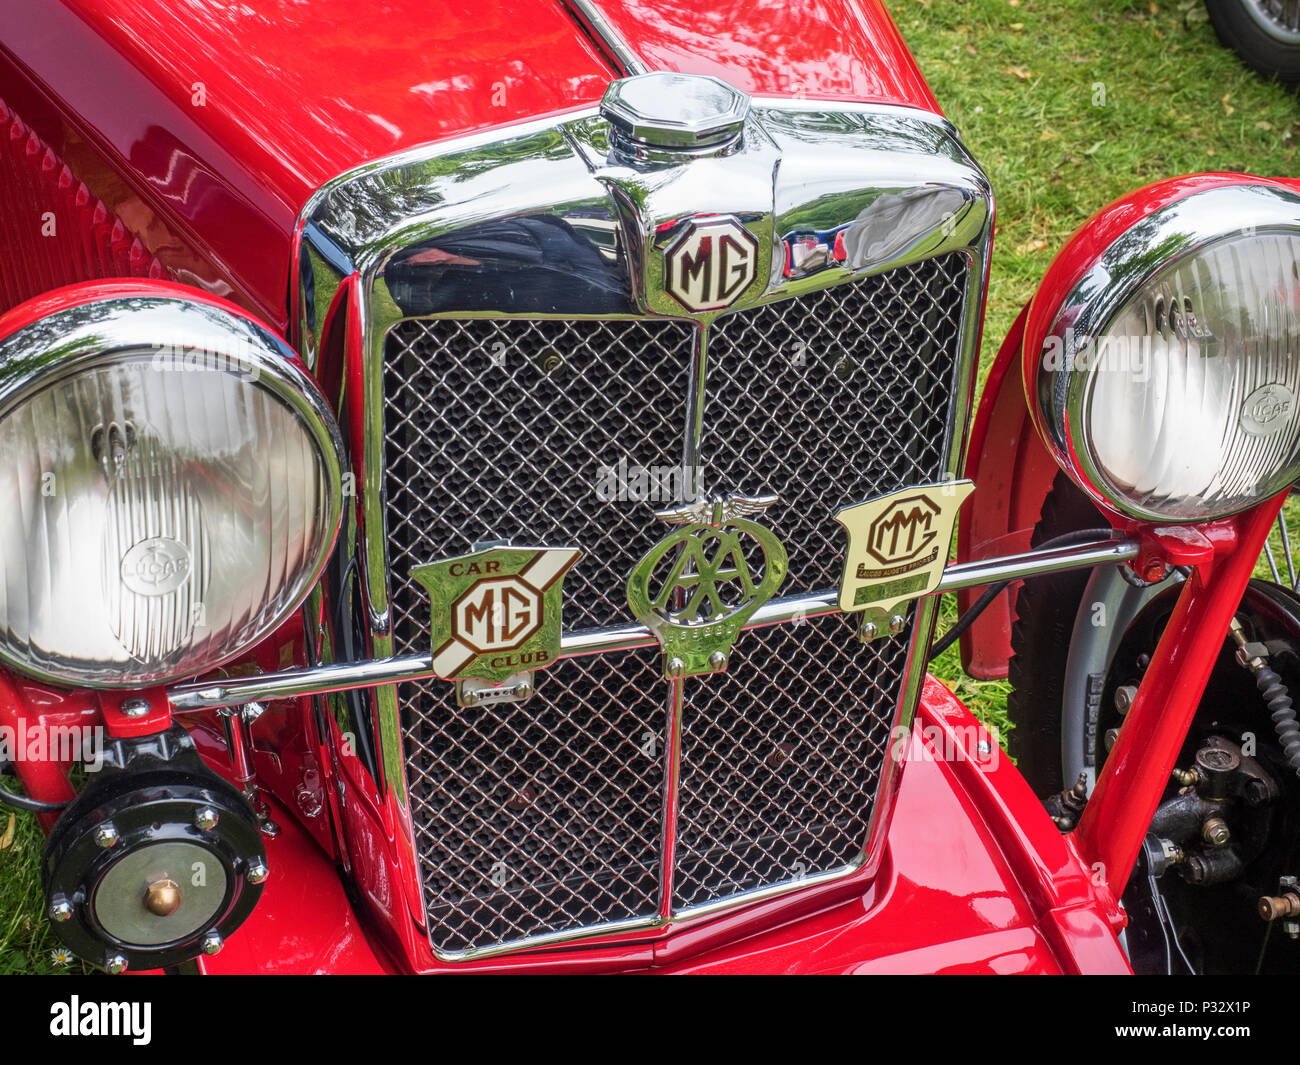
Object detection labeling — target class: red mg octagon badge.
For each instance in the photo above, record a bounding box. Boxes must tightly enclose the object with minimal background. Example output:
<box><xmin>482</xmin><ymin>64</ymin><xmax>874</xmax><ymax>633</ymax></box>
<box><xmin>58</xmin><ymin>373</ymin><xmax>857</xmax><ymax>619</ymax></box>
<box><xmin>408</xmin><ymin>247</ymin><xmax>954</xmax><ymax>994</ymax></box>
<box><xmin>663</xmin><ymin>216</ymin><xmax>760</xmax><ymax>312</ymax></box>
<box><xmin>412</xmin><ymin>544</ymin><xmax>581</xmax><ymax>684</ymax></box>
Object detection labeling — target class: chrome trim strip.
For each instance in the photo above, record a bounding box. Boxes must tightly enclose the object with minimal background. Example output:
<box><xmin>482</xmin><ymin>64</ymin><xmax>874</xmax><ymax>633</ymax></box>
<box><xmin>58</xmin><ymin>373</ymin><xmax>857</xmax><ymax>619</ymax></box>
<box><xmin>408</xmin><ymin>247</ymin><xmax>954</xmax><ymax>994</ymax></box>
<box><xmin>928</xmin><ymin>536</ymin><xmax>1141</xmax><ymax>591</ymax></box>
<box><xmin>750</xmin><ymin>95</ymin><xmax>958</xmax><ymax>136</ymax></box>
<box><xmin>557</xmin><ymin>0</ymin><xmax>652</xmax><ymax>76</ymax></box>
<box><xmin>431</xmin><ymin>913</ymin><xmax>664</xmax><ymax>964</ymax></box>
<box><xmin>659</xmin><ymin>677</ymin><xmax>684</xmax><ymax>923</ymax></box>
<box><xmin>670</xmin><ymin>859</ymin><xmax>860</xmax><ymax>923</ymax></box>
<box><xmin>167</xmin><ymin>537</ymin><xmax>1139</xmax><ymax>712</ymax></box>
<box><xmin>655</xmin><ymin>322</ymin><xmax>711</xmax><ymax>917</ymax></box>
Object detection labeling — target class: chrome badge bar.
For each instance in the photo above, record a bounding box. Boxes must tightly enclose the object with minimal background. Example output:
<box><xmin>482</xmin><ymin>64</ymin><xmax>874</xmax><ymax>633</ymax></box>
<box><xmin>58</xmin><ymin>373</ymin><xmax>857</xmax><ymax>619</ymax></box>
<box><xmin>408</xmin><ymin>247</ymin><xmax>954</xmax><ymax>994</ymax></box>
<box><xmin>167</xmin><ymin>527</ymin><xmax>1139</xmax><ymax>713</ymax></box>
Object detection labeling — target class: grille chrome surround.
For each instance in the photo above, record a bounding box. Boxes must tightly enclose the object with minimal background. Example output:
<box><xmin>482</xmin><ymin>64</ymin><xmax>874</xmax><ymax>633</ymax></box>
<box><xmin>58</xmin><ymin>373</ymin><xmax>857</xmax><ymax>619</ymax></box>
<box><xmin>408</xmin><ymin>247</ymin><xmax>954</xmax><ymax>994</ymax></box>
<box><xmin>293</xmin><ymin>97</ymin><xmax>993</xmax><ymax>965</ymax></box>
<box><xmin>383</xmin><ymin>256</ymin><xmax>968</xmax><ymax>957</ymax></box>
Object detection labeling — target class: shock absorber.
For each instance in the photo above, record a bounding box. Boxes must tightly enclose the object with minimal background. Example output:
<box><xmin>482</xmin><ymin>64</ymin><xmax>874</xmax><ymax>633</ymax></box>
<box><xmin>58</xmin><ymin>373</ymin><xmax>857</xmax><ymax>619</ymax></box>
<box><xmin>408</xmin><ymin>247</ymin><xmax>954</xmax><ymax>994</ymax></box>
<box><xmin>1230</xmin><ymin>617</ymin><xmax>1300</xmax><ymax>776</ymax></box>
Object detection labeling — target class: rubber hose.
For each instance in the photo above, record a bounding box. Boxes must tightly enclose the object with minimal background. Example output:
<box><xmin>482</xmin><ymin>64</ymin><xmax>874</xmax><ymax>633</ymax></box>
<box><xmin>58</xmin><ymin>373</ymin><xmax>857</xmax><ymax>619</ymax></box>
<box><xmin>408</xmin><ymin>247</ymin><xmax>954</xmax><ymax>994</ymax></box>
<box><xmin>1256</xmin><ymin>663</ymin><xmax>1300</xmax><ymax>777</ymax></box>
<box><xmin>0</xmin><ymin>757</ymin><xmax>71</xmax><ymax>814</ymax></box>
<box><xmin>0</xmin><ymin>778</ymin><xmax>71</xmax><ymax>814</ymax></box>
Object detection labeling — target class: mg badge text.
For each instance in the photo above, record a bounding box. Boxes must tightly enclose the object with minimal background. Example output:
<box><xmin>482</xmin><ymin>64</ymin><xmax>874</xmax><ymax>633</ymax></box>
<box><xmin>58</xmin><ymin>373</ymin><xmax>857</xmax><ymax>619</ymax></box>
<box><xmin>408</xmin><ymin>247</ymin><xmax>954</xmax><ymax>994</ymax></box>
<box><xmin>411</xmin><ymin>544</ymin><xmax>581</xmax><ymax>686</ymax></box>
<box><xmin>662</xmin><ymin>216</ymin><xmax>760</xmax><ymax>313</ymax></box>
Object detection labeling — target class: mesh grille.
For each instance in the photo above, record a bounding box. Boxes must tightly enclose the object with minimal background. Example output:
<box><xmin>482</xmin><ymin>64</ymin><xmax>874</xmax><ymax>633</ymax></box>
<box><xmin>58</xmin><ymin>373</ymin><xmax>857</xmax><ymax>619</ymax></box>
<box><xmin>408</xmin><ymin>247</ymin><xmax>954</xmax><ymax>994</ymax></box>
<box><xmin>382</xmin><ymin>254</ymin><xmax>968</xmax><ymax>956</ymax></box>
<box><xmin>673</xmin><ymin>611</ymin><xmax>908</xmax><ymax>910</ymax></box>
<box><xmin>404</xmin><ymin>648</ymin><xmax>666</xmax><ymax>956</ymax></box>
<box><xmin>384</xmin><ymin>317</ymin><xmax>694</xmax><ymax>636</ymax></box>
<box><xmin>703</xmin><ymin>255</ymin><xmax>966</xmax><ymax>595</ymax></box>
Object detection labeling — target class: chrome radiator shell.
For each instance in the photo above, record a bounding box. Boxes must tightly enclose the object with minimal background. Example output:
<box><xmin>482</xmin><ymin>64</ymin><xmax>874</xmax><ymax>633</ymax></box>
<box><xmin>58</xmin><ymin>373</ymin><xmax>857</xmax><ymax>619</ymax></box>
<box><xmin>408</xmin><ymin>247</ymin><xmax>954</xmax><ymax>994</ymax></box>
<box><xmin>293</xmin><ymin>100</ymin><xmax>992</xmax><ymax>960</ymax></box>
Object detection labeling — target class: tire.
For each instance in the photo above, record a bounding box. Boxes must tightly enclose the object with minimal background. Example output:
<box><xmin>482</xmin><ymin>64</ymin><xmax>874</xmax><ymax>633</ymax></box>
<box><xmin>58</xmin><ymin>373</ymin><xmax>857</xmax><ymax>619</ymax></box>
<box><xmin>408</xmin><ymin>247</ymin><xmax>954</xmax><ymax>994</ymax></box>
<box><xmin>1206</xmin><ymin>0</ymin><xmax>1300</xmax><ymax>85</ymax></box>
<box><xmin>1006</xmin><ymin>472</ymin><xmax>1107</xmax><ymax>795</ymax></box>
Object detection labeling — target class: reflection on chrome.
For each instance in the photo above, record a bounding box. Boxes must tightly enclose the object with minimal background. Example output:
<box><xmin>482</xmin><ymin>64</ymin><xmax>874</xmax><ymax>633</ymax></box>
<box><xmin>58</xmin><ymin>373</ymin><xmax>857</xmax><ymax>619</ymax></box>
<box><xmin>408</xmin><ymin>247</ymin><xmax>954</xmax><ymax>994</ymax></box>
<box><xmin>1034</xmin><ymin>183</ymin><xmax>1300</xmax><ymax>522</ymax></box>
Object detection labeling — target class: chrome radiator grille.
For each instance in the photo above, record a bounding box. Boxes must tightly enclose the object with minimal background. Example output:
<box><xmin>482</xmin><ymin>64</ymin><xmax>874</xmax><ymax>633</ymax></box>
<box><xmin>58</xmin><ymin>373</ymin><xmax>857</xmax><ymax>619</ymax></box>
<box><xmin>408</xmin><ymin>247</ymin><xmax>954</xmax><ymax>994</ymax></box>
<box><xmin>383</xmin><ymin>253</ymin><xmax>969</xmax><ymax>957</ymax></box>
<box><xmin>404</xmin><ymin>647</ymin><xmax>666</xmax><ymax>953</ymax></box>
<box><xmin>384</xmin><ymin>317</ymin><xmax>694</xmax><ymax>631</ymax></box>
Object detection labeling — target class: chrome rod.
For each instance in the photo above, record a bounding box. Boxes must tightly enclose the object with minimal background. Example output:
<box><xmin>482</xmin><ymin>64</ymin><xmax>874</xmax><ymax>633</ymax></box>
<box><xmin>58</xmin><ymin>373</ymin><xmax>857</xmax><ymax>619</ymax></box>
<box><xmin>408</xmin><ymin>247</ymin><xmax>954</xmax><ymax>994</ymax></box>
<box><xmin>167</xmin><ymin>536</ymin><xmax>1139</xmax><ymax>713</ymax></box>
<box><xmin>932</xmin><ymin>536</ymin><xmax>1140</xmax><ymax>592</ymax></box>
<box><xmin>1282</xmin><ymin>509</ymin><xmax>1297</xmax><ymax>590</ymax></box>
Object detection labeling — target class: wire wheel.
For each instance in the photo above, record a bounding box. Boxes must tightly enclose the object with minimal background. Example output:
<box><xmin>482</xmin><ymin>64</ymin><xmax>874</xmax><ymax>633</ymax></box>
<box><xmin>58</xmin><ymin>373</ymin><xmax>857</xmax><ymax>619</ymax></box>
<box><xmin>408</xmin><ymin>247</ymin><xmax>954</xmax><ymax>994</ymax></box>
<box><xmin>1260</xmin><ymin>492</ymin><xmax>1300</xmax><ymax>589</ymax></box>
<box><xmin>1244</xmin><ymin>0</ymin><xmax>1300</xmax><ymax>43</ymax></box>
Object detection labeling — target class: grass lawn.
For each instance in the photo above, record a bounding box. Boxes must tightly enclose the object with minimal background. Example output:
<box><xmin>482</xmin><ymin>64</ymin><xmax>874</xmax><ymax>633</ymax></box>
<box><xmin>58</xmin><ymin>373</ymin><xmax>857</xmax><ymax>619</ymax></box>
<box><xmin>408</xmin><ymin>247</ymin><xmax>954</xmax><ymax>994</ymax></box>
<box><xmin>0</xmin><ymin>811</ymin><xmax>82</xmax><ymax>973</ymax></box>
<box><xmin>1</xmin><ymin>0</ymin><xmax>1298</xmax><ymax>976</ymax></box>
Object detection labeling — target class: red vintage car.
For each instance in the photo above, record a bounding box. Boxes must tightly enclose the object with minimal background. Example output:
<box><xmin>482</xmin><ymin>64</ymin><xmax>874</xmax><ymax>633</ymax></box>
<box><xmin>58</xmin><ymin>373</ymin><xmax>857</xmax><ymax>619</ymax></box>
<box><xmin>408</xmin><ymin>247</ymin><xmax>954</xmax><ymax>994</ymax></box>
<box><xmin>0</xmin><ymin>0</ymin><xmax>1297</xmax><ymax>978</ymax></box>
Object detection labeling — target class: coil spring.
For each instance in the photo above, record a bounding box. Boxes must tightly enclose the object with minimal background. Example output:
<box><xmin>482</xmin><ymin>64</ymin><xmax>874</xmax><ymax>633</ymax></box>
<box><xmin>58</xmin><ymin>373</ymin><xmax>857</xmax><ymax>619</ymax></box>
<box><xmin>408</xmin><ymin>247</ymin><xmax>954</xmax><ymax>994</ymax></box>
<box><xmin>1257</xmin><ymin>664</ymin><xmax>1300</xmax><ymax>777</ymax></box>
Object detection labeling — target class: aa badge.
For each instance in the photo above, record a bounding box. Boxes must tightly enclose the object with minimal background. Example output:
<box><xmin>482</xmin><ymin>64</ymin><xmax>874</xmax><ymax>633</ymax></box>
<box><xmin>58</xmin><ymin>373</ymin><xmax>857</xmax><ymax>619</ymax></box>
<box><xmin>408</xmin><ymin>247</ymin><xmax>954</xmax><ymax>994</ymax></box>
<box><xmin>834</xmin><ymin>481</ymin><xmax>974</xmax><ymax>639</ymax></box>
<box><xmin>411</xmin><ymin>544</ymin><xmax>581</xmax><ymax>685</ymax></box>
<box><xmin>627</xmin><ymin>495</ymin><xmax>788</xmax><ymax>680</ymax></box>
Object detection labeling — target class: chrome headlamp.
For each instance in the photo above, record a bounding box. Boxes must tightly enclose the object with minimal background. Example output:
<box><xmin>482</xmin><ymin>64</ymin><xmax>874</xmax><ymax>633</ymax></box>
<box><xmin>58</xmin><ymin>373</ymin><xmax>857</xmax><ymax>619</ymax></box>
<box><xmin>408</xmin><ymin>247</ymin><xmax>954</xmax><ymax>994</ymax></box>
<box><xmin>0</xmin><ymin>288</ymin><xmax>344</xmax><ymax>687</ymax></box>
<box><xmin>1030</xmin><ymin>183</ymin><xmax>1300</xmax><ymax>522</ymax></box>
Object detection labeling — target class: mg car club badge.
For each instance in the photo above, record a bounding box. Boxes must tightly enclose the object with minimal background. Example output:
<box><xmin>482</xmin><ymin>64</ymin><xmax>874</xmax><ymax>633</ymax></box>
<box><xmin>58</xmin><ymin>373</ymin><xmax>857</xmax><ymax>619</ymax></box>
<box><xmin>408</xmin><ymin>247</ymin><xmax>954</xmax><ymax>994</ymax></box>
<box><xmin>662</xmin><ymin>216</ymin><xmax>760</xmax><ymax>313</ymax></box>
<box><xmin>627</xmin><ymin>494</ymin><xmax>788</xmax><ymax>679</ymax></box>
<box><xmin>834</xmin><ymin>481</ymin><xmax>974</xmax><ymax>640</ymax></box>
<box><xmin>411</xmin><ymin>544</ymin><xmax>581</xmax><ymax>686</ymax></box>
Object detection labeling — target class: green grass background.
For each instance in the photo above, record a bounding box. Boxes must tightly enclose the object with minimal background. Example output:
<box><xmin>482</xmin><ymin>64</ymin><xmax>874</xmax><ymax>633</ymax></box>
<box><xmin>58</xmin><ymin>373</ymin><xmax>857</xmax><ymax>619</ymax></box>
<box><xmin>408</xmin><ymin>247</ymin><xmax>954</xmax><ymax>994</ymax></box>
<box><xmin>2</xmin><ymin>0</ymin><xmax>1297</xmax><ymax>975</ymax></box>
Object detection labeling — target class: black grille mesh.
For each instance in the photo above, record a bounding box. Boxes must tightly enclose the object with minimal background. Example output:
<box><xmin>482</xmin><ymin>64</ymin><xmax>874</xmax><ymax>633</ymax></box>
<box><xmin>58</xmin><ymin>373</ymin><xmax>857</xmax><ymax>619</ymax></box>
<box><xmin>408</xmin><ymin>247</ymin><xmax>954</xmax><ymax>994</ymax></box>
<box><xmin>404</xmin><ymin>648</ymin><xmax>666</xmax><ymax>955</ymax></box>
<box><xmin>673</xmin><ymin>611</ymin><xmax>908</xmax><ymax>909</ymax></box>
<box><xmin>384</xmin><ymin>317</ymin><xmax>694</xmax><ymax>635</ymax></box>
<box><xmin>382</xmin><ymin>254</ymin><xmax>967</xmax><ymax>955</ymax></box>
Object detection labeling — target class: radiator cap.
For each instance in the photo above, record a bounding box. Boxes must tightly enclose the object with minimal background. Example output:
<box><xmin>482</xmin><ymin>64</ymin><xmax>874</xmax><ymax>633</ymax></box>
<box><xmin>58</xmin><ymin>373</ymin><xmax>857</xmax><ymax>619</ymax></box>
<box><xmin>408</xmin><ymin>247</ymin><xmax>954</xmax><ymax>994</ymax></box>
<box><xmin>600</xmin><ymin>72</ymin><xmax>750</xmax><ymax>151</ymax></box>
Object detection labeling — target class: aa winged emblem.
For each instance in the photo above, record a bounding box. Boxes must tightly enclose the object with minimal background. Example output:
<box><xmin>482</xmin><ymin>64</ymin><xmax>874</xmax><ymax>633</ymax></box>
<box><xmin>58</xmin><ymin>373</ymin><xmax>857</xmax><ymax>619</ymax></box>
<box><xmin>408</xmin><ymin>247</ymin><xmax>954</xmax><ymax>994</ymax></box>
<box><xmin>627</xmin><ymin>494</ymin><xmax>788</xmax><ymax>679</ymax></box>
<box><xmin>834</xmin><ymin>480</ymin><xmax>974</xmax><ymax>640</ymax></box>
<box><xmin>653</xmin><ymin>493</ymin><xmax>780</xmax><ymax>526</ymax></box>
